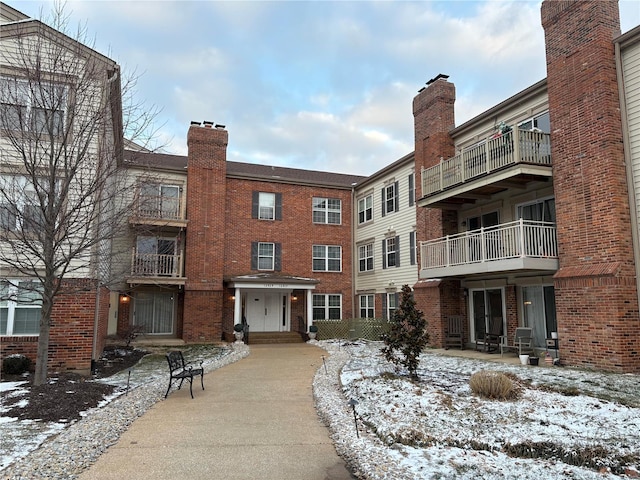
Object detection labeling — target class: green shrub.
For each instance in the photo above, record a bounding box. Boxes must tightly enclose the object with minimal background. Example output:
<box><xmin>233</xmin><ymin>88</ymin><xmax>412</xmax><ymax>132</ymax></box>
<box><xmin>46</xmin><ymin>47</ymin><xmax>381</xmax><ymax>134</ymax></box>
<box><xmin>469</xmin><ymin>370</ymin><xmax>519</xmax><ymax>400</ymax></box>
<box><xmin>3</xmin><ymin>354</ymin><xmax>32</xmax><ymax>375</ymax></box>
<box><xmin>381</xmin><ymin>284</ymin><xmax>428</xmax><ymax>380</ymax></box>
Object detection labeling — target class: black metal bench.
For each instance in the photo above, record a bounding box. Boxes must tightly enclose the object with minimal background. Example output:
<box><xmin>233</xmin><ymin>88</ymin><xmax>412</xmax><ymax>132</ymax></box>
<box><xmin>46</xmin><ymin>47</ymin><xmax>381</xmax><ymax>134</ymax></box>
<box><xmin>165</xmin><ymin>350</ymin><xmax>204</xmax><ymax>399</ymax></box>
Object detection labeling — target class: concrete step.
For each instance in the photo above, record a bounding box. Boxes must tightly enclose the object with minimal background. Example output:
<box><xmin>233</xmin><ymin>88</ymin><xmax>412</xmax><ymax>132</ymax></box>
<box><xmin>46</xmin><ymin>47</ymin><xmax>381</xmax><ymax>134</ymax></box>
<box><xmin>247</xmin><ymin>332</ymin><xmax>305</xmax><ymax>344</ymax></box>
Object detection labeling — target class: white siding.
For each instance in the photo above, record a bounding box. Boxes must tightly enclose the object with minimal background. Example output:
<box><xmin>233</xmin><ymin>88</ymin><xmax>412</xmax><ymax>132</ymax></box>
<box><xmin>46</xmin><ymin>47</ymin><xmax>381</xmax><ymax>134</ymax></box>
<box><xmin>621</xmin><ymin>38</ymin><xmax>640</xmax><ymax>236</ymax></box>
<box><xmin>354</xmin><ymin>158</ymin><xmax>417</xmax><ymax>300</ymax></box>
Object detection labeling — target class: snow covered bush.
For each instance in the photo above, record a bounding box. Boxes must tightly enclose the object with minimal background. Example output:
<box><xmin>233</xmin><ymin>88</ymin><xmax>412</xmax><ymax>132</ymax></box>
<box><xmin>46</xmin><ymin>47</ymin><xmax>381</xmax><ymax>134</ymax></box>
<box><xmin>3</xmin><ymin>354</ymin><xmax>32</xmax><ymax>375</ymax></box>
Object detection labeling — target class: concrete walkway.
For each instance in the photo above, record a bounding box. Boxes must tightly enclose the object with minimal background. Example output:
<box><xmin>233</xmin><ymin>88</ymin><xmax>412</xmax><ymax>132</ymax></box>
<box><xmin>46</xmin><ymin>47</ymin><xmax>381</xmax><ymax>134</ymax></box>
<box><xmin>80</xmin><ymin>344</ymin><xmax>354</xmax><ymax>480</ymax></box>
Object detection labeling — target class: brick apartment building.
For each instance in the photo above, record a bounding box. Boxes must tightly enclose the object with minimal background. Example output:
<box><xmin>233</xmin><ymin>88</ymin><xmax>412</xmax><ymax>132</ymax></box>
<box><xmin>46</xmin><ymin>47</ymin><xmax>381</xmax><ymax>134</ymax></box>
<box><xmin>2</xmin><ymin>0</ymin><xmax>639</xmax><ymax>374</ymax></box>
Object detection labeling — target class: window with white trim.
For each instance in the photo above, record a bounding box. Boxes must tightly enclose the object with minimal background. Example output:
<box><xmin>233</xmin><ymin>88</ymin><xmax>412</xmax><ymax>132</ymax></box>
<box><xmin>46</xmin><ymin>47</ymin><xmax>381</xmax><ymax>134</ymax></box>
<box><xmin>0</xmin><ymin>175</ymin><xmax>46</xmax><ymax>233</ymax></box>
<box><xmin>0</xmin><ymin>280</ymin><xmax>42</xmax><ymax>336</ymax></box>
<box><xmin>382</xmin><ymin>236</ymin><xmax>399</xmax><ymax>269</ymax></box>
<box><xmin>382</xmin><ymin>181</ymin><xmax>399</xmax><ymax>216</ymax></box>
<box><xmin>312</xmin><ymin>245</ymin><xmax>341</xmax><ymax>272</ymax></box>
<box><xmin>258</xmin><ymin>192</ymin><xmax>275</xmax><ymax>220</ymax></box>
<box><xmin>257</xmin><ymin>242</ymin><xmax>275</xmax><ymax>270</ymax></box>
<box><xmin>359</xmin><ymin>294</ymin><xmax>374</xmax><ymax>318</ymax></box>
<box><xmin>385</xmin><ymin>292</ymin><xmax>398</xmax><ymax>320</ymax></box>
<box><xmin>357</xmin><ymin>194</ymin><xmax>373</xmax><ymax>224</ymax></box>
<box><xmin>138</xmin><ymin>183</ymin><xmax>181</xmax><ymax>219</ymax></box>
<box><xmin>0</xmin><ymin>77</ymin><xmax>66</xmax><ymax>135</ymax></box>
<box><xmin>518</xmin><ymin>111</ymin><xmax>550</xmax><ymax>133</ymax></box>
<box><xmin>313</xmin><ymin>197</ymin><xmax>341</xmax><ymax>224</ymax></box>
<box><xmin>358</xmin><ymin>243</ymin><xmax>374</xmax><ymax>272</ymax></box>
<box><xmin>312</xmin><ymin>294</ymin><xmax>342</xmax><ymax>320</ymax></box>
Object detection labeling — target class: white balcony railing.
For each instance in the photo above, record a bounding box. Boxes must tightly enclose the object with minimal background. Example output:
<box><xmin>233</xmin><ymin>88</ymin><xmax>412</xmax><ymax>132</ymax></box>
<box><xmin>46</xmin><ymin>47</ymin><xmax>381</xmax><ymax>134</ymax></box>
<box><xmin>134</xmin><ymin>194</ymin><xmax>184</xmax><ymax>221</ymax></box>
<box><xmin>131</xmin><ymin>252</ymin><xmax>183</xmax><ymax>277</ymax></box>
<box><xmin>420</xmin><ymin>219</ymin><xmax>558</xmax><ymax>271</ymax></box>
<box><xmin>421</xmin><ymin>129</ymin><xmax>552</xmax><ymax>196</ymax></box>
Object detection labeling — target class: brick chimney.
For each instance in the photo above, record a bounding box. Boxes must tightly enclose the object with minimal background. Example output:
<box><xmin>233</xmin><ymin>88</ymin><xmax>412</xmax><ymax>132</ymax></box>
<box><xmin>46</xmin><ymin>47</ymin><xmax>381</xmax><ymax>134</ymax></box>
<box><xmin>182</xmin><ymin>121</ymin><xmax>228</xmax><ymax>342</ymax></box>
<box><xmin>412</xmin><ymin>75</ymin><xmax>461</xmax><ymax>345</ymax></box>
<box><xmin>542</xmin><ymin>0</ymin><xmax>639</xmax><ymax>371</ymax></box>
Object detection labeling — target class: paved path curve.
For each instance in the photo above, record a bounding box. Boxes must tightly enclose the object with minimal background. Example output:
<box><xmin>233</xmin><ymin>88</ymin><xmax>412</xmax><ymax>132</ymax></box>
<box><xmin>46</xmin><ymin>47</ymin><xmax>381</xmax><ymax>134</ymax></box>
<box><xmin>80</xmin><ymin>343</ymin><xmax>355</xmax><ymax>480</ymax></box>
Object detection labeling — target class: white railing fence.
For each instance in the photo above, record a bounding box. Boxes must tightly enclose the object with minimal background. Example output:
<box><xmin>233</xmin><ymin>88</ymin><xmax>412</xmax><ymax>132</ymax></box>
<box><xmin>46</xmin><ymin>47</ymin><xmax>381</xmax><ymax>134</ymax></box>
<box><xmin>420</xmin><ymin>219</ymin><xmax>557</xmax><ymax>270</ymax></box>
<box><xmin>135</xmin><ymin>194</ymin><xmax>183</xmax><ymax>220</ymax></box>
<box><xmin>131</xmin><ymin>252</ymin><xmax>183</xmax><ymax>277</ymax></box>
<box><xmin>421</xmin><ymin>129</ymin><xmax>551</xmax><ymax>196</ymax></box>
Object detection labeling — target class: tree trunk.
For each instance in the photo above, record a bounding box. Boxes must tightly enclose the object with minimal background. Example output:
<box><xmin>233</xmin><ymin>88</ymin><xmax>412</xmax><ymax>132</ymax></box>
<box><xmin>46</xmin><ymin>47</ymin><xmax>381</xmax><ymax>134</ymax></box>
<box><xmin>33</xmin><ymin>311</ymin><xmax>52</xmax><ymax>386</ymax></box>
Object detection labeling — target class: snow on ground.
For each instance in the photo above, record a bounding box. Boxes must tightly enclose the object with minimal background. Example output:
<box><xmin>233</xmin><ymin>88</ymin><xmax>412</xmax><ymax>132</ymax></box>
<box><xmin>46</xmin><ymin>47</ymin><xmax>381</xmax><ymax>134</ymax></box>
<box><xmin>313</xmin><ymin>340</ymin><xmax>640</xmax><ymax>480</ymax></box>
<box><xmin>2</xmin><ymin>340</ymin><xmax>639</xmax><ymax>479</ymax></box>
<box><xmin>0</xmin><ymin>345</ymin><xmax>246</xmax><ymax>472</ymax></box>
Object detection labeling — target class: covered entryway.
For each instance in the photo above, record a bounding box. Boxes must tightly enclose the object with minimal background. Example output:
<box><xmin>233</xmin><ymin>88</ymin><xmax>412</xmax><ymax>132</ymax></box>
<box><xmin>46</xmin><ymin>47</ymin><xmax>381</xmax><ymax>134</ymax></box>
<box><xmin>227</xmin><ymin>274</ymin><xmax>319</xmax><ymax>335</ymax></box>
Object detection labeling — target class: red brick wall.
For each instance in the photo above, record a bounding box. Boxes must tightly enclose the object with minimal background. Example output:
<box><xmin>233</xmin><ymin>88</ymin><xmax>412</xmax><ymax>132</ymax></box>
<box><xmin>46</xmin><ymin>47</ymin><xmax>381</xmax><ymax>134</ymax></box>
<box><xmin>220</xmin><ymin>178</ymin><xmax>355</xmax><ymax>335</ymax></box>
<box><xmin>1</xmin><ymin>278</ymin><xmax>106</xmax><ymax>375</ymax></box>
<box><xmin>542</xmin><ymin>0</ymin><xmax>640</xmax><ymax>372</ymax></box>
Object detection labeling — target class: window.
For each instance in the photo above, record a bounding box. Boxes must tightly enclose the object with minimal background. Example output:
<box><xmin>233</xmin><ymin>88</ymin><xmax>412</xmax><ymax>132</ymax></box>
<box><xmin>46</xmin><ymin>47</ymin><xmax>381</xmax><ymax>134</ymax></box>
<box><xmin>259</xmin><ymin>193</ymin><xmax>275</xmax><ymax>220</ymax></box>
<box><xmin>519</xmin><ymin>111</ymin><xmax>550</xmax><ymax>133</ymax></box>
<box><xmin>258</xmin><ymin>242</ymin><xmax>274</xmax><ymax>270</ymax></box>
<box><xmin>0</xmin><ymin>280</ymin><xmax>42</xmax><ymax>336</ymax></box>
<box><xmin>252</xmin><ymin>191</ymin><xmax>282</xmax><ymax>221</ymax></box>
<box><xmin>382</xmin><ymin>236</ymin><xmax>400</xmax><ymax>269</ymax></box>
<box><xmin>312</xmin><ymin>294</ymin><xmax>342</xmax><ymax>320</ymax></box>
<box><xmin>408</xmin><ymin>173</ymin><xmax>415</xmax><ymax>206</ymax></box>
<box><xmin>313</xmin><ymin>197</ymin><xmax>341</xmax><ymax>224</ymax></box>
<box><xmin>313</xmin><ymin>245</ymin><xmax>341</xmax><ymax>272</ymax></box>
<box><xmin>0</xmin><ymin>175</ymin><xmax>45</xmax><ymax>232</ymax></box>
<box><xmin>359</xmin><ymin>294</ymin><xmax>374</xmax><ymax>318</ymax></box>
<box><xmin>381</xmin><ymin>181</ymin><xmax>399</xmax><ymax>216</ymax></box>
<box><xmin>251</xmin><ymin>242</ymin><xmax>281</xmax><ymax>271</ymax></box>
<box><xmin>357</xmin><ymin>194</ymin><xmax>373</xmax><ymax>224</ymax></box>
<box><xmin>358</xmin><ymin>243</ymin><xmax>374</xmax><ymax>272</ymax></box>
<box><xmin>384</xmin><ymin>293</ymin><xmax>398</xmax><ymax>320</ymax></box>
<box><xmin>0</xmin><ymin>77</ymin><xmax>66</xmax><ymax>135</ymax></box>
<box><xmin>138</xmin><ymin>183</ymin><xmax>180</xmax><ymax>219</ymax></box>
<box><xmin>517</xmin><ymin>198</ymin><xmax>556</xmax><ymax>223</ymax></box>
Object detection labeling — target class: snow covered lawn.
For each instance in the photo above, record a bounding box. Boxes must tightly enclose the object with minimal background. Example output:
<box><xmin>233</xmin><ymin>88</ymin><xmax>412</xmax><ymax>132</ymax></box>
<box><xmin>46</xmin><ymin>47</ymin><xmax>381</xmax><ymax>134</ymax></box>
<box><xmin>314</xmin><ymin>340</ymin><xmax>640</xmax><ymax>480</ymax></box>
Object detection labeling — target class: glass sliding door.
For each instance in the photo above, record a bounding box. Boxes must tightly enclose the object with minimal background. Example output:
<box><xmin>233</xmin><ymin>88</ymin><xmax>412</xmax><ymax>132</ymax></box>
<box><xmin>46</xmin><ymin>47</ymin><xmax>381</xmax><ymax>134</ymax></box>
<box><xmin>133</xmin><ymin>292</ymin><xmax>175</xmax><ymax>335</ymax></box>
<box><xmin>471</xmin><ymin>288</ymin><xmax>504</xmax><ymax>342</ymax></box>
<box><xmin>522</xmin><ymin>285</ymin><xmax>557</xmax><ymax>348</ymax></box>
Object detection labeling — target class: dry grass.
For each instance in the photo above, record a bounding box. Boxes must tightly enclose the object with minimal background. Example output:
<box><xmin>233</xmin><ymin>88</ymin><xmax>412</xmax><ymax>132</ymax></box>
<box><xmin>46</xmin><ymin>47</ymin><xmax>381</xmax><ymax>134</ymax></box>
<box><xmin>469</xmin><ymin>370</ymin><xmax>520</xmax><ymax>400</ymax></box>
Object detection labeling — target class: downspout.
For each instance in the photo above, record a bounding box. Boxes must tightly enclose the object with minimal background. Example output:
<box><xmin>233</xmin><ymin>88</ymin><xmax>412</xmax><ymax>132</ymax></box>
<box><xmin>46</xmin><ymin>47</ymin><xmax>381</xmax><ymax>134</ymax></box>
<box><xmin>91</xmin><ymin>66</ymin><xmax>122</xmax><ymax>371</ymax></box>
<box><xmin>351</xmin><ymin>182</ymin><xmax>357</xmax><ymax>319</ymax></box>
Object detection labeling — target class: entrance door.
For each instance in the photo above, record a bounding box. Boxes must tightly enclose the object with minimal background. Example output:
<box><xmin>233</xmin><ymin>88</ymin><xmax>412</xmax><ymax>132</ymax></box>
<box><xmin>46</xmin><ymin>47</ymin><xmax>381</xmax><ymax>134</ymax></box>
<box><xmin>245</xmin><ymin>292</ymin><xmax>283</xmax><ymax>332</ymax></box>
<box><xmin>471</xmin><ymin>288</ymin><xmax>504</xmax><ymax>343</ymax></box>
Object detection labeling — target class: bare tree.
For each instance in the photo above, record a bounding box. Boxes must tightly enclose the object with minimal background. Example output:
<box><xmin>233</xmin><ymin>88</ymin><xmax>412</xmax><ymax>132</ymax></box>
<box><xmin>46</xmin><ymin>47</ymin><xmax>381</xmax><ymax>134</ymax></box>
<box><xmin>0</xmin><ymin>2</ymin><xmax>162</xmax><ymax>385</ymax></box>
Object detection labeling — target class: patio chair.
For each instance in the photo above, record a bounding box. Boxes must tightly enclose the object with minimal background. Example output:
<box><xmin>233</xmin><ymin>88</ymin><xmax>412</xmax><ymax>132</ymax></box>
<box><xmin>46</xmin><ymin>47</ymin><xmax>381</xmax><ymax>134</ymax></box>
<box><xmin>444</xmin><ymin>315</ymin><xmax>465</xmax><ymax>350</ymax></box>
<box><xmin>483</xmin><ymin>317</ymin><xmax>503</xmax><ymax>353</ymax></box>
<box><xmin>500</xmin><ymin>327</ymin><xmax>534</xmax><ymax>357</ymax></box>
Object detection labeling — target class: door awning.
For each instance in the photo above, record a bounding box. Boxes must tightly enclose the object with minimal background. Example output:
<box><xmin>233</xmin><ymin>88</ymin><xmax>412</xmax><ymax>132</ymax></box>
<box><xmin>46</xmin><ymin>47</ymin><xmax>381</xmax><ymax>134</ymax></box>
<box><xmin>226</xmin><ymin>274</ymin><xmax>319</xmax><ymax>290</ymax></box>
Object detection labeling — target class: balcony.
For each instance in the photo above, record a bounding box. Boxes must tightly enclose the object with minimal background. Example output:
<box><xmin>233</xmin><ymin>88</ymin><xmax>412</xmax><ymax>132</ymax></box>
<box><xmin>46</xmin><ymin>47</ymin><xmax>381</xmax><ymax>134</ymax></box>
<box><xmin>419</xmin><ymin>219</ymin><xmax>559</xmax><ymax>278</ymax></box>
<box><xmin>130</xmin><ymin>193</ymin><xmax>187</xmax><ymax>228</ymax></box>
<box><xmin>419</xmin><ymin>129</ymin><xmax>552</xmax><ymax>209</ymax></box>
<box><xmin>127</xmin><ymin>252</ymin><xmax>185</xmax><ymax>285</ymax></box>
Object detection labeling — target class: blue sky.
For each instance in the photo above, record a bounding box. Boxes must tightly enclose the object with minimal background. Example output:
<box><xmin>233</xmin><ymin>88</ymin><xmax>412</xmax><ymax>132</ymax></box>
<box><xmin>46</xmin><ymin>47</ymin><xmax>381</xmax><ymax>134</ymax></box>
<box><xmin>14</xmin><ymin>0</ymin><xmax>640</xmax><ymax>176</ymax></box>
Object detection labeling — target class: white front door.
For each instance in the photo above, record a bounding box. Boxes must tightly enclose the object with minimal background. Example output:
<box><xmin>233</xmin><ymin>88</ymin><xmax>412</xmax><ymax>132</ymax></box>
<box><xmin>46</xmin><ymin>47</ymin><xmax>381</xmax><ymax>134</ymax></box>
<box><xmin>245</xmin><ymin>292</ymin><xmax>283</xmax><ymax>332</ymax></box>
